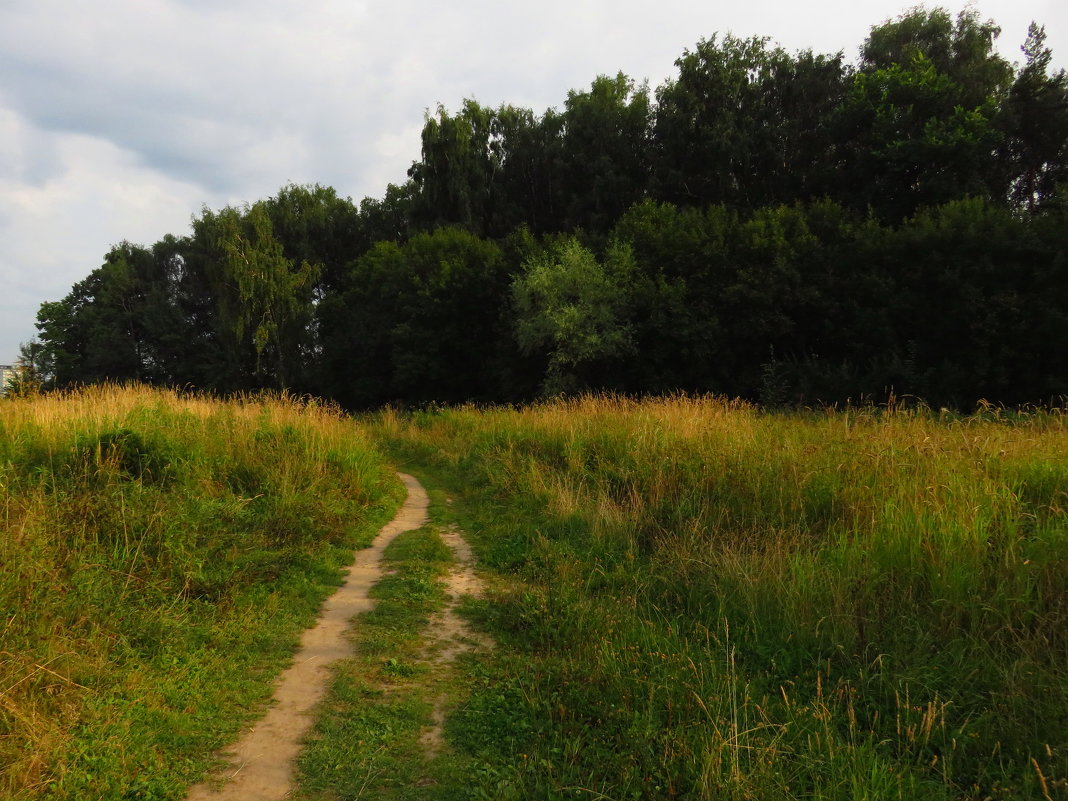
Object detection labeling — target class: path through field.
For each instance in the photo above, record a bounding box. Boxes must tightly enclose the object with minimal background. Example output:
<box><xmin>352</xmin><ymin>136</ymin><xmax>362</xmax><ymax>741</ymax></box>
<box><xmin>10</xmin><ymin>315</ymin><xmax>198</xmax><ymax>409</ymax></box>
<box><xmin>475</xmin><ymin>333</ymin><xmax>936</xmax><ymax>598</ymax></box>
<box><xmin>186</xmin><ymin>473</ymin><xmax>429</xmax><ymax>801</ymax></box>
<box><xmin>418</xmin><ymin>522</ymin><xmax>488</xmax><ymax>759</ymax></box>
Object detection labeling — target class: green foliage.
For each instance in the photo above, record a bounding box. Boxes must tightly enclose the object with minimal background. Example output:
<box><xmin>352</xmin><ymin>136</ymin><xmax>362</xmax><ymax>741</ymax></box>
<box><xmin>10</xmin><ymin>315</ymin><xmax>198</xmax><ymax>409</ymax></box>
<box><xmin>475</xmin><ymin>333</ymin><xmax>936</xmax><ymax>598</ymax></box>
<box><xmin>319</xmin><ymin>226</ymin><xmax>516</xmax><ymax>407</ymax></box>
<box><xmin>1000</xmin><ymin>23</ymin><xmax>1068</xmax><ymax>210</ymax></box>
<box><xmin>261</xmin><ymin>182</ymin><xmax>364</xmax><ymax>292</ymax></box>
<box><xmin>407</xmin><ymin>74</ymin><xmax>651</xmax><ymax>239</ymax></box>
<box><xmin>558</xmin><ymin>73</ymin><xmax>652</xmax><ymax>232</ymax></box>
<box><xmin>512</xmin><ymin>237</ymin><xmax>635</xmax><ymax>395</ymax></box>
<box><xmin>489</xmin><ymin>104</ymin><xmax>567</xmax><ymax>235</ymax></box>
<box><xmin>859</xmin><ymin>7</ymin><xmax>1012</xmax><ymax>101</ymax></box>
<box><xmin>653</xmin><ymin>35</ymin><xmax>850</xmax><ymax>209</ymax></box>
<box><xmin>77</xmin><ymin>427</ymin><xmax>173</xmax><ymax>484</ymax></box>
<box><xmin>28</xmin><ymin>8</ymin><xmax>1068</xmax><ymax>408</ymax></box>
<box><xmin>409</xmin><ymin>100</ymin><xmax>501</xmax><ymax>235</ymax></box>
<box><xmin>191</xmin><ymin>201</ymin><xmax>319</xmax><ymax>387</ymax></box>
<box><xmin>3</xmin><ymin>343</ymin><xmax>45</xmax><ymax>397</ymax></box>
<box><xmin>35</xmin><ymin>242</ymin><xmax>170</xmax><ymax>386</ymax></box>
<box><xmin>358</xmin><ymin>180</ymin><xmax>418</xmax><ymax>248</ymax></box>
<box><xmin>835</xmin><ymin>8</ymin><xmax>1023</xmax><ymax>221</ymax></box>
<box><xmin>842</xmin><ymin>52</ymin><xmax>1003</xmax><ymax>219</ymax></box>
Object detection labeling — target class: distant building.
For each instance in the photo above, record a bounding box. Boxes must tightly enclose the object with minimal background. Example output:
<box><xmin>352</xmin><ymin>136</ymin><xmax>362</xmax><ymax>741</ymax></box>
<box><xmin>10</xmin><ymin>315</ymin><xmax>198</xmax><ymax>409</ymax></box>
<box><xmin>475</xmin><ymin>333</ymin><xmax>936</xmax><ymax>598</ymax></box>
<box><xmin>0</xmin><ymin>364</ymin><xmax>18</xmax><ymax>394</ymax></box>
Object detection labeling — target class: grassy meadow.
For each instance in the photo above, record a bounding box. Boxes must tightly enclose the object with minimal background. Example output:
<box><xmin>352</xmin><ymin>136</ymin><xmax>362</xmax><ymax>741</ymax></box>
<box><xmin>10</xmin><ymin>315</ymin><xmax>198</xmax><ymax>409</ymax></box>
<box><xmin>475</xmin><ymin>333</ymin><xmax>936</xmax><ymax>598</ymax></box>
<box><xmin>3</xmin><ymin>387</ymin><xmax>1065</xmax><ymax>800</ymax></box>
<box><xmin>378</xmin><ymin>396</ymin><xmax>1068</xmax><ymax>800</ymax></box>
<box><xmin>0</xmin><ymin>385</ymin><xmax>400</xmax><ymax>799</ymax></box>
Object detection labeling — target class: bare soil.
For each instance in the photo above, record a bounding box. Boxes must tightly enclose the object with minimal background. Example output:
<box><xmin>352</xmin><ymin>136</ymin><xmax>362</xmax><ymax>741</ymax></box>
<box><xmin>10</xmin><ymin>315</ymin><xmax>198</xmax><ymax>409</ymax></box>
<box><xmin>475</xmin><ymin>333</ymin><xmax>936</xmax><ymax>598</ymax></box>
<box><xmin>185</xmin><ymin>472</ymin><xmax>429</xmax><ymax>801</ymax></box>
<box><xmin>417</xmin><ymin>523</ymin><xmax>489</xmax><ymax>758</ymax></box>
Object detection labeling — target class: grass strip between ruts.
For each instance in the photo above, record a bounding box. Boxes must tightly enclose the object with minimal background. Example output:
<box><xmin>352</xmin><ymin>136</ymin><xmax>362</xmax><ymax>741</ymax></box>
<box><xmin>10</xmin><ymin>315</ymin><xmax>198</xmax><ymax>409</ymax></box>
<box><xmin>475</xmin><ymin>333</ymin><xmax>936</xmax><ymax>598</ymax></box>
<box><xmin>294</xmin><ymin>487</ymin><xmax>499</xmax><ymax>800</ymax></box>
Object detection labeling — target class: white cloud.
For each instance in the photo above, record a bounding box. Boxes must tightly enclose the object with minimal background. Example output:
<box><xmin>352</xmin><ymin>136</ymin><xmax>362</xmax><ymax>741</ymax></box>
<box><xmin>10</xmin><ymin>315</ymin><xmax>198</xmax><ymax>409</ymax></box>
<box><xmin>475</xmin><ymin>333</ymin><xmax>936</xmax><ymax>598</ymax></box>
<box><xmin>0</xmin><ymin>125</ymin><xmax>213</xmax><ymax>354</ymax></box>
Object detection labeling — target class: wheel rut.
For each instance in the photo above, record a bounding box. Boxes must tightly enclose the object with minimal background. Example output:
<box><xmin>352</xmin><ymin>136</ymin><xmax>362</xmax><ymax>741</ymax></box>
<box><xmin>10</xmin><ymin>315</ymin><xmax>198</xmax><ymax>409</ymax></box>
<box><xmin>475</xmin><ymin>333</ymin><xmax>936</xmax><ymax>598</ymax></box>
<box><xmin>186</xmin><ymin>472</ymin><xmax>429</xmax><ymax>801</ymax></box>
<box><xmin>417</xmin><ymin>523</ymin><xmax>489</xmax><ymax>760</ymax></box>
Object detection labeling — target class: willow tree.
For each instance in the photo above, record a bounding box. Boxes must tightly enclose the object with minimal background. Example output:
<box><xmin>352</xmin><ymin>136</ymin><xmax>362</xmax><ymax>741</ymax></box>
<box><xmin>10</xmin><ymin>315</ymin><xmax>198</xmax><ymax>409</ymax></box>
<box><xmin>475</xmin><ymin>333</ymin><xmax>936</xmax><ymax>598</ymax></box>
<box><xmin>190</xmin><ymin>202</ymin><xmax>319</xmax><ymax>389</ymax></box>
<box><xmin>408</xmin><ymin>100</ymin><xmax>500</xmax><ymax>235</ymax></box>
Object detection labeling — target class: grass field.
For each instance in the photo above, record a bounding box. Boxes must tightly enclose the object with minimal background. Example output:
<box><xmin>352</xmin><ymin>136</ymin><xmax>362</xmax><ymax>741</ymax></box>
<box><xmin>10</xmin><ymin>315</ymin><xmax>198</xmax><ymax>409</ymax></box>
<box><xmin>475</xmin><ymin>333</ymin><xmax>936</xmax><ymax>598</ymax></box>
<box><xmin>4</xmin><ymin>388</ymin><xmax>1065</xmax><ymax>799</ymax></box>
<box><xmin>378</xmin><ymin>395</ymin><xmax>1068</xmax><ymax>800</ymax></box>
<box><xmin>0</xmin><ymin>385</ymin><xmax>400</xmax><ymax>799</ymax></box>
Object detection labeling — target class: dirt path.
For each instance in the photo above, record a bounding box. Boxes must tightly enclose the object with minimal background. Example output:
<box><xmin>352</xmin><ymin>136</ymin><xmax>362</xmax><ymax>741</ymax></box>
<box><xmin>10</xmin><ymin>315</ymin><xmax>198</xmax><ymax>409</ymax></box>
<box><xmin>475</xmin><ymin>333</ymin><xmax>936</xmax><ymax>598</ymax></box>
<box><xmin>186</xmin><ymin>472</ymin><xmax>429</xmax><ymax>801</ymax></box>
<box><xmin>417</xmin><ymin>523</ymin><xmax>489</xmax><ymax>759</ymax></box>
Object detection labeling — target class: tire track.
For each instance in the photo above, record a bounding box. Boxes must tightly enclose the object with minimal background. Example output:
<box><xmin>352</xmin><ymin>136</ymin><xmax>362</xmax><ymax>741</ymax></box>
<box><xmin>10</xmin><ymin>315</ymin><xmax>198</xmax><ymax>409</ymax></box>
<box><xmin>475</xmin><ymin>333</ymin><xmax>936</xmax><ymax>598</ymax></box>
<box><xmin>186</xmin><ymin>472</ymin><xmax>428</xmax><ymax>801</ymax></box>
<box><xmin>417</xmin><ymin>523</ymin><xmax>489</xmax><ymax>759</ymax></box>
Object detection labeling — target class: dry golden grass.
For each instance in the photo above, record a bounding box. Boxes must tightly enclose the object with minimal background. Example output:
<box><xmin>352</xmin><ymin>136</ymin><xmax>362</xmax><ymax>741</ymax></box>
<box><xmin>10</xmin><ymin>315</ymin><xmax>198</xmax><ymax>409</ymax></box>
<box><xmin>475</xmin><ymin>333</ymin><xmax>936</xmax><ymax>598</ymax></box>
<box><xmin>1</xmin><ymin>384</ymin><xmax>397</xmax><ymax>799</ymax></box>
<box><xmin>379</xmin><ymin>394</ymin><xmax>1068</xmax><ymax>799</ymax></box>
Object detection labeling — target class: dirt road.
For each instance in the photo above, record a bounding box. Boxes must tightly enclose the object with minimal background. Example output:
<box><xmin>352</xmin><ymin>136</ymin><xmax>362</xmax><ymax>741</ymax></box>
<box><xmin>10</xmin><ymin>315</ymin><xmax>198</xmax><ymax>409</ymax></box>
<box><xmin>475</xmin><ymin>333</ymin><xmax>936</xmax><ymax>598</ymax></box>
<box><xmin>186</xmin><ymin>472</ymin><xmax>429</xmax><ymax>801</ymax></box>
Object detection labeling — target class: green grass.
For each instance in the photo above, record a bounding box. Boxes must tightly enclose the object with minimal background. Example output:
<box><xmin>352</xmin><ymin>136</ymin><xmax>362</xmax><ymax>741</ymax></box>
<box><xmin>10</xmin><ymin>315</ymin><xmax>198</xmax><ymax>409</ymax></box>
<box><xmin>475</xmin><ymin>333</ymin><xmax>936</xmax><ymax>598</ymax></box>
<box><xmin>373</xmin><ymin>395</ymin><xmax>1068</xmax><ymax>800</ymax></box>
<box><xmin>7</xmin><ymin>388</ymin><xmax>1065</xmax><ymax>799</ymax></box>
<box><xmin>0</xmin><ymin>385</ymin><xmax>401</xmax><ymax>799</ymax></box>
<box><xmin>296</xmin><ymin>512</ymin><xmax>473</xmax><ymax>800</ymax></box>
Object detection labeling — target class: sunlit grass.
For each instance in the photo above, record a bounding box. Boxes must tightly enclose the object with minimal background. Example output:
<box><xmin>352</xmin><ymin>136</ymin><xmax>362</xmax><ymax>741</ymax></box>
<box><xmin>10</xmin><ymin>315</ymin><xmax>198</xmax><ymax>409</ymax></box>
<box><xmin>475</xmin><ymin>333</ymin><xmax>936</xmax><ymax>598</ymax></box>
<box><xmin>0</xmin><ymin>384</ymin><xmax>400</xmax><ymax>799</ymax></box>
<box><xmin>378</xmin><ymin>395</ymin><xmax>1068</xmax><ymax>800</ymax></box>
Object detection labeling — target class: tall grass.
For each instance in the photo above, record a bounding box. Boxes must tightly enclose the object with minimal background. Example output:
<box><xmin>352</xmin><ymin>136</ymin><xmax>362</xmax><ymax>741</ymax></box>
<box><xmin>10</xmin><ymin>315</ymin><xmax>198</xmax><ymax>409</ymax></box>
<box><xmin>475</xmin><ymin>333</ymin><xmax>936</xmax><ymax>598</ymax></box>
<box><xmin>379</xmin><ymin>395</ymin><xmax>1067</xmax><ymax>800</ymax></box>
<box><xmin>0</xmin><ymin>385</ymin><xmax>400</xmax><ymax>799</ymax></box>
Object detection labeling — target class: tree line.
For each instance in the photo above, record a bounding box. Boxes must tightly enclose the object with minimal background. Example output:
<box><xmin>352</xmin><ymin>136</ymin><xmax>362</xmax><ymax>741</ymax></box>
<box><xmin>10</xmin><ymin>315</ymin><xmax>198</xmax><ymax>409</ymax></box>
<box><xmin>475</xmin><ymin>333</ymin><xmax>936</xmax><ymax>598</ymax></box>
<box><xmin>24</xmin><ymin>7</ymin><xmax>1068</xmax><ymax>408</ymax></box>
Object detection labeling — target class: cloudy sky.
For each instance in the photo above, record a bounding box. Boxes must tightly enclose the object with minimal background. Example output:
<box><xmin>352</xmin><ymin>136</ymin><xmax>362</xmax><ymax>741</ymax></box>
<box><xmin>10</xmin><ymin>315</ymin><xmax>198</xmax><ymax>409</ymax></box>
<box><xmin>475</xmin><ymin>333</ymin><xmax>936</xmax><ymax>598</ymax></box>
<box><xmin>1</xmin><ymin>0</ymin><xmax>1065</xmax><ymax>362</ymax></box>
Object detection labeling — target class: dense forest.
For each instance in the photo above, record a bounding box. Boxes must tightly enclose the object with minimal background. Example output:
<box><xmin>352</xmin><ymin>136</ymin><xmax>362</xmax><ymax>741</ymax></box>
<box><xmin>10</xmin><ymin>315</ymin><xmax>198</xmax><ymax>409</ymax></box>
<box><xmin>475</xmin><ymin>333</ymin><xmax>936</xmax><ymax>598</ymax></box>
<box><xmin>22</xmin><ymin>7</ymin><xmax>1068</xmax><ymax>409</ymax></box>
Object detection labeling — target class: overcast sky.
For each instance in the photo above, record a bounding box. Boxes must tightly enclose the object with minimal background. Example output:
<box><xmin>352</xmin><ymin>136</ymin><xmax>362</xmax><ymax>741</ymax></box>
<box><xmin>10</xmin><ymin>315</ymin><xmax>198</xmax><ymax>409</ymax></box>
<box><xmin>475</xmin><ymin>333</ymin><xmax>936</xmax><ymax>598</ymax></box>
<box><xmin>1</xmin><ymin>0</ymin><xmax>1065</xmax><ymax>363</ymax></box>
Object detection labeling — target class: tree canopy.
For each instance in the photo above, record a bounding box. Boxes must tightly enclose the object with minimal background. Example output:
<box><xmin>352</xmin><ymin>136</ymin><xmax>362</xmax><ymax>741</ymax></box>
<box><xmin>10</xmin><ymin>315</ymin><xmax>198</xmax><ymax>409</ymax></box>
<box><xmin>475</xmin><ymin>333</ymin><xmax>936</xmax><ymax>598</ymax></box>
<box><xmin>28</xmin><ymin>7</ymin><xmax>1068</xmax><ymax>409</ymax></box>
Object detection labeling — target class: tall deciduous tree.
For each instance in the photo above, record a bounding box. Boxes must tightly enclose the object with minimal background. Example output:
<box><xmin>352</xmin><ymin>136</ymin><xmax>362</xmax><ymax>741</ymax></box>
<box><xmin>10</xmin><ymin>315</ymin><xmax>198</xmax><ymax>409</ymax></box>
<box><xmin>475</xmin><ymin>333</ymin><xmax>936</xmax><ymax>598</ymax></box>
<box><xmin>490</xmin><ymin>105</ymin><xmax>566</xmax><ymax>236</ymax></box>
<box><xmin>840</xmin><ymin>7</ymin><xmax>1013</xmax><ymax>220</ymax></box>
<box><xmin>408</xmin><ymin>100</ymin><xmax>500</xmax><ymax>235</ymax></box>
<box><xmin>1000</xmin><ymin>23</ymin><xmax>1068</xmax><ymax>210</ymax></box>
<box><xmin>654</xmin><ymin>34</ymin><xmax>773</xmax><ymax>207</ymax></box>
<box><xmin>558</xmin><ymin>73</ymin><xmax>651</xmax><ymax>233</ymax></box>
<box><xmin>13</xmin><ymin>339</ymin><xmax>49</xmax><ymax>392</ymax></box>
<box><xmin>261</xmin><ymin>183</ymin><xmax>362</xmax><ymax>292</ymax></box>
<box><xmin>27</xmin><ymin>8</ymin><xmax>1068</xmax><ymax>409</ymax></box>
<box><xmin>357</xmin><ymin>181</ymin><xmax>418</xmax><ymax>248</ymax></box>
<box><xmin>34</xmin><ymin>242</ymin><xmax>189</xmax><ymax>386</ymax></box>
<box><xmin>512</xmin><ymin>237</ymin><xmax>635</xmax><ymax>395</ymax></box>
<box><xmin>653</xmin><ymin>36</ymin><xmax>849</xmax><ymax>210</ymax></box>
<box><xmin>319</xmin><ymin>226</ymin><xmax>513</xmax><ymax>406</ymax></box>
<box><xmin>190</xmin><ymin>202</ymin><xmax>319</xmax><ymax>388</ymax></box>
